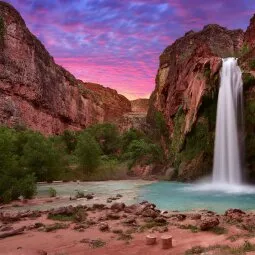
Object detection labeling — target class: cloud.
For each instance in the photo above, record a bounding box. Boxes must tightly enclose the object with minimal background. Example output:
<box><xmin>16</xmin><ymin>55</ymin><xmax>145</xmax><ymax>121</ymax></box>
<box><xmin>4</xmin><ymin>0</ymin><xmax>255</xmax><ymax>99</ymax></box>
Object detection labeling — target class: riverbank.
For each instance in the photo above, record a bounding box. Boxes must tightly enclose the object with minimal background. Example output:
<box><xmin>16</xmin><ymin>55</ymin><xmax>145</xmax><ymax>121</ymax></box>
<box><xmin>1</xmin><ymin>201</ymin><xmax>255</xmax><ymax>255</ymax></box>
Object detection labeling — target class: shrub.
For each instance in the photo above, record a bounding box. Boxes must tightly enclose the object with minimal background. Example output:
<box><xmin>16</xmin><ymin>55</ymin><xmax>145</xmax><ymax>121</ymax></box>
<box><xmin>121</xmin><ymin>128</ymin><xmax>144</xmax><ymax>152</ymax></box>
<box><xmin>75</xmin><ymin>132</ymin><xmax>101</xmax><ymax>174</ymax></box>
<box><xmin>19</xmin><ymin>174</ymin><xmax>36</xmax><ymax>199</ymax></box>
<box><xmin>86</xmin><ymin>123</ymin><xmax>120</xmax><ymax>154</ymax></box>
<box><xmin>48</xmin><ymin>187</ymin><xmax>57</xmax><ymax>197</ymax></box>
<box><xmin>20</xmin><ymin>132</ymin><xmax>64</xmax><ymax>181</ymax></box>
<box><xmin>61</xmin><ymin>130</ymin><xmax>77</xmax><ymax>153</ymax></box>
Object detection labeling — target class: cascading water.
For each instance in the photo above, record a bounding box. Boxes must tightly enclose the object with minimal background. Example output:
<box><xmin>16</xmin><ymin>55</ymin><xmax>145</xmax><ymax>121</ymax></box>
<box><xmin>212</xmin><ymin>57</ymin><xmax>244</xmax><ymax>185</ymax></box>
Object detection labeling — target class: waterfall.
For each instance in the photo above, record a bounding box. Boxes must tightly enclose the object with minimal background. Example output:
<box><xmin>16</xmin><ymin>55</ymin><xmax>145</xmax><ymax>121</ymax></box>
<box><xmin>212</xmin><ymin>57</ymin><xmax>244</xmax><ymax>185</ymax></box>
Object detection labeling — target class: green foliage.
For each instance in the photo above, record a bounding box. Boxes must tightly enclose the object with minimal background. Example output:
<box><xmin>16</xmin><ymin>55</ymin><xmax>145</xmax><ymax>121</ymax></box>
<box><xmin>48</xmin><ymin>187</ymin><xmax>57</xmax><ymax>197</ymax></box>
<box><xmin>179</xmin><ymin>224</ymin><xmax>199</xmax><ymax>233</ymax></box>
<box><xmin>121</xmin><ymin>128</ymin><xmax>144</xmax><ymax>151</ymax></box>
<box><xmin>240</xmin><ymin>43</ymin><xmax>250</xmax><ymax>56</ymax></box>
<box><xmin>75</xmin><ymin>132</ymin><xmax>101</xmax><ymax>174</ymax></box>
<box><xmin>154</xmin><ymin>111</ymin><xmax>168</xmax><ymax>138</ymax></box>
<box><xmin>20</xmin><ymin>132</ymin><xmax>64</xmax><ymax>182</ymax></box>
<box><xmin>61</xmin><ymin>130</ymin><xmax>77</xmax><ymax>153</ymax></box>
<box><xmin>123</xmin><ymin>139</ymin><xmax>164</xmax><ymax>168</ymax></box>
<box><xmin>210</xmin><ymin>226</ymin><xmax>227</xmax><ymax>235</ymax></box>
<box><xmin>48</xmin><ymin>214</ymin><xmax>74</xmax><ymax>221</ymax></box>
<box><xmin>86</xmin><ymin>123</ymin><xmax>120</xmax><ymax>155</ymax></box>
<box><xmin>170</xmin><ymin>106</ymin><xmax>185</xmax><ymax>158</ymax></box>
<box><xmin>45</xmin><ymin>222</ymin><xmax>69</xmax><ymax>232</ymax></box>
<box><xmin>249</xmin><ymin>58</ymin><xmax>255</xmax><ymax>70</ymax></box>
<box><xmin>182</xmin><ymin>121</ymin><xmax>210</xmax><ymax>161</ymax></box>
<box><xmin>243</xmin><ymin>73</ymin><xmax>255</xmax><ymax>89</ymax></box>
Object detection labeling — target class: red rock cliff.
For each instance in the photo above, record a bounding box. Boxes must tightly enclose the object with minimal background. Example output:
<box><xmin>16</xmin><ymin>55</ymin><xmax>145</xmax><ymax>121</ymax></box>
<box><xmin>131</xmin><ymin>98</ymin><xmax>149</xmax><ymax>113</ymax></box>
<box><xmin>0</xmin><ymin>2</ymin><xmax>131</xmax><ymax>135</ymax></box>
<box><xmin>148</xmin><ymin>16</ymin><xmax>255</xmax><ymax>181</ymax></box>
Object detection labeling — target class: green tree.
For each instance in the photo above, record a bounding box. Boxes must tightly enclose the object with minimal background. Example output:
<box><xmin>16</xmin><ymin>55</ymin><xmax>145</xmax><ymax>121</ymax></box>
<box><xmin>86</xmin><ymin>123</ymin><xmax>120</xmax><ymax>154</ymax></box>
<box><xmin>75</xmin><ymin>132</ymin><xmax>101</xmax><ymax>174</ymax></box>
<box><xmin>21</xmin><ymin>132</ymin><xmax>63</xmax><ymax>182</ymax></box>
<box><xmin>121</xmin><ymin>128</ymin><xmax>144</xmax><ymax>152</ymax></box>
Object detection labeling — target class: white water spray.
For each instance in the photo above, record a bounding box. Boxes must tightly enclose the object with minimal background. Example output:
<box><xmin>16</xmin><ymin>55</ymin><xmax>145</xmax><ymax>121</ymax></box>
<box><xmin>212</xmin><ymin>57</ymin><xmax>244</xmax><ymax>185</ymax></box>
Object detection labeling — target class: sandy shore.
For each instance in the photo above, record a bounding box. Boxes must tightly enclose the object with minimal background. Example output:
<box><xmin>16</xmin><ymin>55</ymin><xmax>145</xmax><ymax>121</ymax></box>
<box><xmin>1</xmin><ymin>200</ymin><xmax>255</xmax><ymax>255</ymax></box>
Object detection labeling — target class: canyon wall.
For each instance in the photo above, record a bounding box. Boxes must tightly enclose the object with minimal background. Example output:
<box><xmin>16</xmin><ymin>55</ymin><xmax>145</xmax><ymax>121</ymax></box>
<box><xmin>0</xmin><ymin>1</ymin><xmax>131</xmax><ymax>135</ymax></box>
<box><xmin>148</xmin><ymin>16</ymin><xmax>255</xmax><ymax>181</ymax></box>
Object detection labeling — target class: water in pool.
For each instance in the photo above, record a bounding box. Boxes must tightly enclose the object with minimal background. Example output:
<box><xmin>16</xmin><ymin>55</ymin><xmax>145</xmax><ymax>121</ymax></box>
<box><xmin>31</xmin><ymin>181</ymin><xmax>255</xmax><ymax>213</ymax></box>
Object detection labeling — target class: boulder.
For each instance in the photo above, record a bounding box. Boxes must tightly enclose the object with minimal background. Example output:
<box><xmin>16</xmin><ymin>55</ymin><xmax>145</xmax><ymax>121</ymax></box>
<box><xmin>99</xmin><ymin>222</ymin><xmax>109</xmax><ymax>232</ymax></box>
<box><xmin>111</xmin><ymin>202</ymin><xmax>125</xmax><ymax>212</ymax></box>
<box><xmin>199</xmin><ymin>217</ymin><xmax>219</xmax><ymax>230</ymax></box>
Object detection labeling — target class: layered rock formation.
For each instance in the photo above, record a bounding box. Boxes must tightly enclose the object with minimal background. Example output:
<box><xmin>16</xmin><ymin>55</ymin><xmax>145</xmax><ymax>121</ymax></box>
<box><xmin>148</xmin><ymin>16</ymin><xmax>255</xmax><ymax>181</ymax></box>
<box><xmin>0</xmin><ymin>2</ymin><xmax>131</xmax><ymax>135</ymax></box>
<box><xmin>130</xmin><ymin>98</ymin><xmax>149</xmax><ymax>113</ymax></box>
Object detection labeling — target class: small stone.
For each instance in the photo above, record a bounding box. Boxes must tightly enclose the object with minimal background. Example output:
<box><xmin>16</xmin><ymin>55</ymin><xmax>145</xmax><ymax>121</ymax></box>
<box><xmin>37</xmin><ymin>250</ymin><xmax>47</xmax><ymax>255</ymax></box>
<box><xmin>99</xmin><ymin>222</ymin><xmax>109</xmax><ymax>232</ymax></box>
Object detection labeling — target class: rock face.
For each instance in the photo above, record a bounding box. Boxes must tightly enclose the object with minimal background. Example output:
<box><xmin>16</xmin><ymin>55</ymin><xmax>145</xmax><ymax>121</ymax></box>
<box><xmin>148</xmin><ymin>16</ymin><xmax>255</xmax><ymax>181</ymax></box>
<box><xmin>0</xmin><ymin>2</ymin><xmax>131</xmax><ymax>135</ymax></box>
<box><xmin>131</xmin><ymin>98</ymin><xmax>149</xmax><ymax>113</ymax></box>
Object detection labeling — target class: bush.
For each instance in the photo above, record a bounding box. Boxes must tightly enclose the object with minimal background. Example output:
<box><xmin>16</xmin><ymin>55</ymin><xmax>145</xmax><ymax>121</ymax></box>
<box><xmin>61</xmin><ymin>130</ymin><xmax>77</xmax><ymax>153</ymax></box>
<box><xmin>75</xmin><ymin>132</ymin><xmax>101</xmax><ymax>174</ymax></box>
<box><xmin>48</xmin><ymin>187</ymin><xmax>57</xmax><ymax>197</ymax></box>
<box><xmin>86</xmin><ymin>123</ymin><xmax>120</xmax><ymax>154</ymax></box>
<box><xmin>20</xmin><ymin>132</ymin><xmax>64</xmax><ymax>182</ymax></box>
<box><xmin>121</xmin><ymin>128</ymin><xmax>144</xmax><ymax>151</ymax></box>
<box><xmin>19</xmin><ymin>174</ymin><xmax>36</xmax><ymax>199</ymax></box>
<box><xmin>123</xmin><ymin>139</ymin><xmax>164</xmax><ymax>167</ymax></box>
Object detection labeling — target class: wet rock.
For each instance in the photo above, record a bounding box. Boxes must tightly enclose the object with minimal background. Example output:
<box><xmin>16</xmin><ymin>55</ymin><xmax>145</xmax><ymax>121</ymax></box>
<box><xmin>0</xmin><ymin>212</ymin><xmax>21</xmax><ymax>222</ymax></box>
<box><xmin>199</xmin><ymin>217</ymin><xmax>220</xmax><ymax>230</ymax></box>
<box><xmin>107</xmin><ymin>198</ymin><xmax>112</xmax><ymax>203</ymax></box>
<box><xmin>124</xmin><ymin>204</ymin><xmax>139</xmax><ymax>214</ymax></box>
<box><xmin>189</xmin><ymin>214</ymin><xmax>201</xmax><ymax>220</ymax></box>
<box><xmin>122</xmin><ymin>216</ymin><xmax>137</xmax><ymax>225</ymax></box>
<box><xmin>171</xmin><ymin>214</ymin><xmax>187</xmax><ymax>221</ymax></box>
<box><xmin>116</xmin><ymin>194</ymin><xmax>123</xmax><ymax>198</ymax></box>
<box><xmin>48</xmin><ymin>206</ymin><xmax>75</xmax><ymax>217</ymax></box>
<box><xmin>99</xmin><ymin>222</ymin><xmax>109</xmax><ymax>232</ymax></box>
<box><xmin>225</xmin><ymin>208</ymin><xmax>246</xmax><ymax>216</ymax></box>
<box><xmin>85</xmin><ymin>193</ymin><xmax>94</xmax><ymax>200</ymax></box>
<box><xmin>92</xmin><ymin>204</ymin><xmax>106</xmax><ymax>210</ymax></box>
<box><xmin>0</xmin><ymin>225</ymin><xmax>13</xmax><ymax>232</ymax></box>
<box><xmin>111</xmin><ymin>202</ymin><xmax>125</xmax><ymax>212</ymax></box>
<box><xmin>154</xmin><ymin>217</ymin><xmax>167</xmax><ymax>224</ymax></box>
<box><xmin>106</xmin><ymin>213</ymin><xmax>120</xmax><ymax>220</ymax></box>
<box><xmin>142</xmin><ymin>209</ymin><xmax>159</xmax><ymax>218</ymax></box>
<box><xmin>73</xmin><ymin>223</ymin><xmax>89</xmax><ymax>231</ymax></box>
<box><xmin>112</xmin><ymin>229</ymin><xmax>123</xmax><ymax>234</ymax></box>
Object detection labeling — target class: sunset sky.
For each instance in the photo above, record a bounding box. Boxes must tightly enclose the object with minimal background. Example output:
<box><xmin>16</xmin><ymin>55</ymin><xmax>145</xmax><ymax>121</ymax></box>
<box><xmin>6</xmin><ymin>0</ymin><xmax>255</xmax><ymax>99</ymax></box>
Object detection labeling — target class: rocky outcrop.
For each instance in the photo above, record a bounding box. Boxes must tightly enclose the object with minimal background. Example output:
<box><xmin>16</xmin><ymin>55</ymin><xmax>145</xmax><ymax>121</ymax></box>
<box><xmin>148</xmin><ymin>15</ymin><xmax>255</xmax><ymax>181</ymax></box>
<box><xmin>131</xmin><ymin>98</ymin><xmax>149</xmax><ymax>113</ymax></box>
<box><xmin>0</xmin><ymin>2</ymin><xmax>131</xmax><ymax>135</ymax></box>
